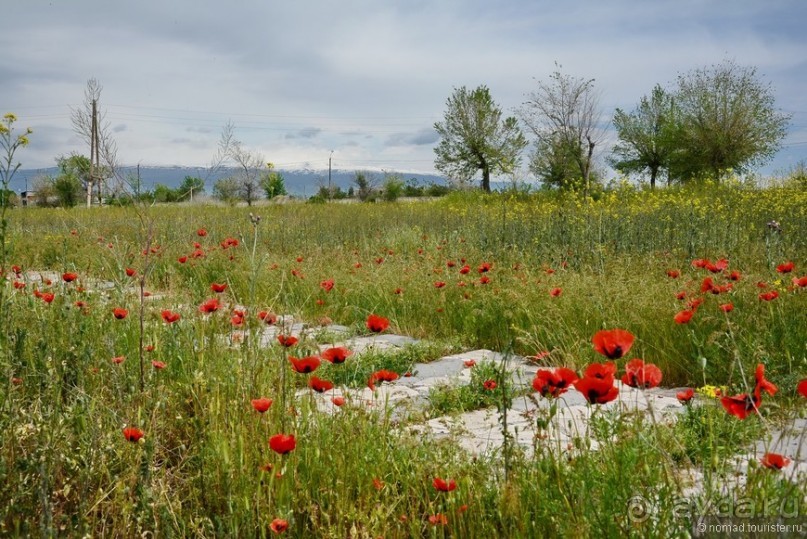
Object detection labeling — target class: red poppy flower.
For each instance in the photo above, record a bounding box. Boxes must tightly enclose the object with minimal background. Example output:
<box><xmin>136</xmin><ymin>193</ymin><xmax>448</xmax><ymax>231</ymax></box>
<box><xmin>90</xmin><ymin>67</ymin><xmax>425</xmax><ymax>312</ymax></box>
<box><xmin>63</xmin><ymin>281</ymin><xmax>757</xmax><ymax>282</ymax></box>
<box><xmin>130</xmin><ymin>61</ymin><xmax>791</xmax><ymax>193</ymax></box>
<box><xmin>112</xmin><ymin>356</ymin><xmax>125</xmax><ymax>364</ymax></box>
<box><xmin>277</xmin><ymin>335</ymin><xmax>299</xmax><ymax>348</ymax></box>
<box><xmin>375</xmin><ymin>257</ymin><xmax>384</xmax><ymax>264</ymax></box>
<box><xmin>758</xmin><ymin>290</ymin><xmax>779</xmax><ymax>301</ymax></box>
<box><xmin>728</xmin><ymin>270</ymin><xmax>742</xmax><ymax>281</ymax></box>
<box><xmin>705</xmin><ymin>258</ymin><xmax>728</xmax><ymax>273</ymax></box>
<box><xmin>479</xmin><ymin>276</ymin><xmax>491</xmax><ymax>285</ymax></box>
<box><xmin>152</xmin><ymin>360</ymin><xmax>166</xmax><ymax>370</ymax></box>
<box><xmin>191</xmin><ymin>249</ymin><xmax>205</xmax><ymax>259</ymax></box>
<box><xmin>12</xmin><ymin>281</ymin><xmax>25</xmax><ymax>289</ymax></box>
<box><xmin>161</xmin><ymin>310</ymin><xmax>181</xmax><ymax>323</ymax></box>
<box><xmin>434</xmin><ymin>281</ymin><xmax>446</xmax><ymax>288</ymax></box>
<box><xmin>574</xmin><ymin>376</ymin><xmax>619</xmax><ymax>404</ymax></box>
<box><xmin>591</xmin><ymin>329</ymin><xmax>634</xmax><ymax>359</ymax></box>
<box><xmin>251</xmin><ymin>397</ymin><xmax>273</xmax><ymax>413</ymax></box>
<box><xmin>719</xmin><ymin>303</ymin><xmax>734</xmax><ymax>313</ymax></box>
<box><xmin>677</xmin><ymin>388</ymin><xmax>695</xmax><ymax>403</ymax></box>
<box><xmin>666</xmin><ymin>269</ymin><xmax>680</xmax><ymax>278</ymax></box>
<box><xmin>144</xmin><ymin>345</ymin><xmax>155</xmax><ymax>352</ymax></box>
<box><xmin>459</xmin><ymin>265</ymin><xmax>470</xmax><ymax>275</ymax></box>
<box><xmin>464</xmin><ymin>359</ymin><xmax>477</xmax><ymax>368</ymax></box>
<box><xmin>676</xmin><ymin>290</ymin><xmax>687</xmax><ymax>300</ymax></box>
<box><xmin>433</xmin><ymin>477</ymin><xmax>457</xmax><ymax>492</ymax></box>
<box><xmin>220</xmin><ymin>237</ymin><xmax>239</xmax><ymax>249</ymax></box>
<box><xmin>178</xmin><ymin>256</ymin><xmax>188</xmax><ymax>264</ymax></box>
<box><xmin>691</xmin><ymin>258</ymin><xmax>709</xmax><ymax>269</ymax></box>
<box><xmin>721</xmin><ymin>393</ymin><xmax>758</xmax><ymax>419</ymax></box>
<box><xmin>793</xmin><ymin>276</ymin><xmax>807</xmax><ymax>288</ymax></box>
<box><xmin>366</xmin><ymin>314</ymin><xmax>390</xmax><ymax>333</ymax></box>
<box><xmin>62</xmin><ymin>272</ymin><xmax>78</xmax><ymax>282</ymax></box>
<box><xmin>797</xmin><ymin>379</ymin><xmax>807</xmax><ymax>399</ymax></box>
<box><xmin>620</xmin><ymin>359</ymin><xmax>662</xmax><ymax>389</ymax></box>
<box><xmin>674</xmin><ymin>309</ymin><xmax>694</xmax><ymax>324</ymax></box>
<box><xmin>321</xmin><ymin>346</ymin><xmax>352</xmax><ymax>364</ymax></box>
<box><xmin>393</xmin><ymin>287</ymin><xmax>403</xmax><ymax>295</ymax></box>
<box><xmin>231</xmin><ymin>314</ymin><xmax>243</xmax><ymax>326</ymax></box>
<box><xmin>760</xmin><ymin>452</ymin><xmax>791</xmax><ymax>470</ymax></box>
<box><xmin>482</xmin><ymin>379</ymin><xmax>498</xmax><ymax>390</ymax></box>
<box><xmin>122</xmin><ymin>427</ymin><xmax>144</xmax><ymax>443</ymax></box>
<box><xmin>367</xmin><ymin>369</ymin><xmax>399</xmax><ymax>390</ymax></box>
<box><xmin>320</xmin><ymin>279</ymin><xmax>334</xmax><ymax>292</ymax></box>
<box><xmin>112</xmin><ymin>307</ymin><xmax>128</xmax><ymax>320</ymax></box>
<box><xmin>269</xmin><ymin>518</ymin><xmax>289</xmax><ymax>534</ymax></box>
<box><xmin>700</xmin><ymin>277</ymin><xmax>714</xmax><ymax>293</ymax></box>
<box><xmin>259</xmin><ymin>311</ymin><xmax>278</xmax><ymax>325</ymax></box>
<box><xmin>478</xmin><ymin>262</ymin><xmax>492</xmax><ymax>273</ymax></box>
<box><xmin>331</xmin><ymin>396</ymin><xmax>346</xmax><ymax>406</ymax></box>
<box><xmin>776</xmin><ymin>261</ymin><xmax>794</xmax><ymax>273</ymax></box>
<box><xmin>125</xmin><ymin>267</ymin><xmax>136</xmax><ymax>277</ymax></box>
<box><xmin>269</xmin><ymin>433</ymin><xmax>296</xmax><ymax>455</ymax></box>
<box><xmin>309</xmin><ymin>376</ymin><xmax>334</xmax><ymax>393</ymax></box>
<box><xmin>40</xmin><ymin>292</ymin><xmax>55</xmax><ymax>304</ymax></box>
<box><xmin>289</xmin><ymin>356</ymin><xmax>321</xmax><ymax>374</ymax></box>
<box><xmin>11</xmin><ymin>264</ymin><xmax>22</xmax><ymax>274</ymax></box>
<box><xmin>199</xmin><ymin>298</ymin><xmax>220</xmax><ymax>313</ymax></box>
<box><xmin>428</xmin><ymin>514</ymin><xmax>448</xmax><ymax>526</ymax></box>
<box><xmin>446</xmin><ymin>260</ymin><xmax>456</xmax><ymax>268</ymax></box>
<box><xmin>754</xmin><ymin>364</ymin><xmax>777</xmax><ymax>397</ymax></box>
<box><xmin>197</xmin><ymin>228</ymin><xmax>207</xmax><ymax>237</ymax></box>
<box><xmin>549</xmin><ymin>287</ymin><xmax>562</xmax><ymax>297</ymax></box>
<box><xmin>532</xmin><ymin>367</ymin><xmax>579</xmax><ymax>398</ymax></box>
<box><xmin>210</xmin><ymin>282</ymin><xmax>228</xmax><ymax>293</ymax></box>
<box><xmin>583</xmin><ymin>361</ymin><xmax>617</xmax><ymax>380</ymax></box>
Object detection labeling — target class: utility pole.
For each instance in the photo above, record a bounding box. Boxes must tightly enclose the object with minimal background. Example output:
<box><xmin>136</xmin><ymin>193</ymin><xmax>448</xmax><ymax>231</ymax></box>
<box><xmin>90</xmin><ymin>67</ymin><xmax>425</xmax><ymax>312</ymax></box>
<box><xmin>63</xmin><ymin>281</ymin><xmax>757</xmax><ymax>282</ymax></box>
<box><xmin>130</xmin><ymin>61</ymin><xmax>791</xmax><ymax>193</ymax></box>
<box><xmin>328</xmin><ymin>150</ymin><xmax>334</xmax><ymax>200</ymax></box>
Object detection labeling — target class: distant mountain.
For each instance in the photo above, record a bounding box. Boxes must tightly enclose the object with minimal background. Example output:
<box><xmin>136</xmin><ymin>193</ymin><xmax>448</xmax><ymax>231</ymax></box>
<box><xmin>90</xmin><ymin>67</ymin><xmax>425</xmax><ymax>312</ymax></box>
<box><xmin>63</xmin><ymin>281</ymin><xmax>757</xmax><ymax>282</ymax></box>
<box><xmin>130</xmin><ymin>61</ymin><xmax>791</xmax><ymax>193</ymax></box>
<box><xmin>9</xmin><ymin>166</ymin><xmax>449</xmax><ymax>198</ymax></box>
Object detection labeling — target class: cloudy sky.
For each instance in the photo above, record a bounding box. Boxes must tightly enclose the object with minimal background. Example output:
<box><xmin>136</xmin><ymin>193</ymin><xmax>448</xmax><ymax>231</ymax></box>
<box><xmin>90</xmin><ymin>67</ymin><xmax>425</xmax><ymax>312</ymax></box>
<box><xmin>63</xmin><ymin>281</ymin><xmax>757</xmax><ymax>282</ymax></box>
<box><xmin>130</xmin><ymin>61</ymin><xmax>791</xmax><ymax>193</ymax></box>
<box><xmin>4</xmin><ymin>0</ymin><xmax>806</xmax><ymax>178</ymax></box>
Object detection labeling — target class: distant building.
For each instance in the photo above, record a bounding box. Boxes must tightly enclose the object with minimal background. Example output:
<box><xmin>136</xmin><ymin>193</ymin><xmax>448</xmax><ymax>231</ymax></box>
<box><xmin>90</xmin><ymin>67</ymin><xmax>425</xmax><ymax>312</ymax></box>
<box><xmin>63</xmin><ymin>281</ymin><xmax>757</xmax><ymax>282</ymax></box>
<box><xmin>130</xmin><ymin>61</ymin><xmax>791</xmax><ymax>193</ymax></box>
<box><xmin>20</xmin><ymin>190</ymin><xmax>37</xmax><ymax>207</ymax></box>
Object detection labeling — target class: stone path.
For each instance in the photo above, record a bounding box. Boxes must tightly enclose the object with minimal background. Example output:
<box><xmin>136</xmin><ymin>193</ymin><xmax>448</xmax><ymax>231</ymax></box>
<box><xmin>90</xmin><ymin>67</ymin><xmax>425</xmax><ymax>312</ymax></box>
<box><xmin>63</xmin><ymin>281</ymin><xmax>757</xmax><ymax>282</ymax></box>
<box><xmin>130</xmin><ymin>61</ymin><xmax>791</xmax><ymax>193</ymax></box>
<box><xmin>240</xmin><ymin>319</ymin><xmax>807</xmax><ymax>487</ymax></box>
<box><xmin>13</xmin><ymin>269</ymin><xmax>806</xmax><ymax>490</ymax></box>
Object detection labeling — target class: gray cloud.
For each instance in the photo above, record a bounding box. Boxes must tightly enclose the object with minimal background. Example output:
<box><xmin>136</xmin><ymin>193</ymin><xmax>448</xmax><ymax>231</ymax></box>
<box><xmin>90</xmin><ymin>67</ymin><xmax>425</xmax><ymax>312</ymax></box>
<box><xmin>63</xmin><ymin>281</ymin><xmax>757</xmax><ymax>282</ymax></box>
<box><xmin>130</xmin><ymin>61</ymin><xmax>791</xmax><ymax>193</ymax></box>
<box><xmin>285</xmin><ymin>127</ymin><xmax>322</xmax><ymax>140</ymax></box>
<box><xmin>385</xmin><ymin>128</ymin><xmax>439</xmax><ymax>147</ymax></box>
<box><xmin>2</xmin><ymin>0</ymin><xmax>805</xmax><ymax>176</ymax></box>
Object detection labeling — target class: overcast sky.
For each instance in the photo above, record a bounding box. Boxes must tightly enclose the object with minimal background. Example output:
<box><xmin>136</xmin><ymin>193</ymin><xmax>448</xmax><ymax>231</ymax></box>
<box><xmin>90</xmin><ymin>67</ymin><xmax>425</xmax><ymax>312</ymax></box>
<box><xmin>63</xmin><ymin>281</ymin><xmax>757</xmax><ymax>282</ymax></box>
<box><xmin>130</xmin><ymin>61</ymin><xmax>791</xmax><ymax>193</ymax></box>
<box><xmin>4</xmin><ymin>0</ymin><xmax>806</xmax><ymax>178</ymax></box>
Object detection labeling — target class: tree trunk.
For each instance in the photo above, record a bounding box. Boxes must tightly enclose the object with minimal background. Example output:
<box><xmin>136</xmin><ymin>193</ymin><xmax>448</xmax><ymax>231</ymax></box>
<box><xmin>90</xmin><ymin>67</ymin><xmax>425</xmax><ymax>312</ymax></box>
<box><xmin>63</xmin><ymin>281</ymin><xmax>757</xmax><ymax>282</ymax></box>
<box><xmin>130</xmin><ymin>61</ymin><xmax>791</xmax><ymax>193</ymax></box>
<box><xmin>650</xmin><ymin>166</ymin><xmax>658</xmax><ymax>189</ymax></box>
<box><xmin>481</xmin><ymin>164</ymin><xmax>491</xmax><ymax>193</ymax></box>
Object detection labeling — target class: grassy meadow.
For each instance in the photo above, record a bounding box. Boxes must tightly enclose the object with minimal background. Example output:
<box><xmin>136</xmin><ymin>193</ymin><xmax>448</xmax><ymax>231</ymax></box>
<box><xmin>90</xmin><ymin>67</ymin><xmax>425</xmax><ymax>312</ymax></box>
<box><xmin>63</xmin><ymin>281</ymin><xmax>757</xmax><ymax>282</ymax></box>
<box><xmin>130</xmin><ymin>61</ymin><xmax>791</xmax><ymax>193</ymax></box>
<box><xmin>1</xmin><ymin>181</ymin><xmax>806</xmax><ymax>537</ymax></box>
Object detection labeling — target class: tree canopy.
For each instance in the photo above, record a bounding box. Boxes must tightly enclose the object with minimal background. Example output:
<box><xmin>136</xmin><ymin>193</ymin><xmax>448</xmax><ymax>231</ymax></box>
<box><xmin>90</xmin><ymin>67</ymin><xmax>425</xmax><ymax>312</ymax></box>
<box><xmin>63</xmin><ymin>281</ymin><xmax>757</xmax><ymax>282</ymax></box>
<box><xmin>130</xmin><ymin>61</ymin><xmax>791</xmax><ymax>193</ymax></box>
<box><xmin>434</xmin><ymin>86</ymin><xmax>526</xmax><ymax>192</ymax></box>
<box><xmin>520</xmin><ymin>66</ymin><xmax>603</xmax><ymax>194</ymax></box>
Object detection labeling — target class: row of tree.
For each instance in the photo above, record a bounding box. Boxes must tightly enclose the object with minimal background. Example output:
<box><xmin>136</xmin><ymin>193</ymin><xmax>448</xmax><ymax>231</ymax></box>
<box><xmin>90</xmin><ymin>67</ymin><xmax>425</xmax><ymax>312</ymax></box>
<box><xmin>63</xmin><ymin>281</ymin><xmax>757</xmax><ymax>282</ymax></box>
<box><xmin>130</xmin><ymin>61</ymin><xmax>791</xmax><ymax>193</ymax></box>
<box><xmin>434</xmin><ymin>60</ymin><xmax>791</xmax><ymax>192</ymax></box>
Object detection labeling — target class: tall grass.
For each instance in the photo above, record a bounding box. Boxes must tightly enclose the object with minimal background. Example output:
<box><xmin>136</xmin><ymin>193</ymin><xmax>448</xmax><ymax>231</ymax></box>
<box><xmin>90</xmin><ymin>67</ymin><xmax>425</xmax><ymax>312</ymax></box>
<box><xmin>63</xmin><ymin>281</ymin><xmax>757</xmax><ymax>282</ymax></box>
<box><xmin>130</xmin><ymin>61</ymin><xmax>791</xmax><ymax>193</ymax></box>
<box><xmin>1</xmin><ymin>182</ymin><xmax>805</xmax><ymax>536</ymax></box>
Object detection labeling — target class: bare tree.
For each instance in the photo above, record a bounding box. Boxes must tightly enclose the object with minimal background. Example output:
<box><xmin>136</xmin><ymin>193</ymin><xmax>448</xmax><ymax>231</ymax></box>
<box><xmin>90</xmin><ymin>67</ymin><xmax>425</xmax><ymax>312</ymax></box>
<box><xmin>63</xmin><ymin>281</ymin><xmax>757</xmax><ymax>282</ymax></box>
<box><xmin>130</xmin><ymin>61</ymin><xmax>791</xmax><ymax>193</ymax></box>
<box><xmin>520</xmin><ymin>65</ymin><xmax>603</xmax><ymax>195</ymax></box>
<box><xmin>70</xmin><ymin>78</ymin><xmax>118</xmax><ymax>205</ymax></box>
<box><xmin>216</xmin><ymin>121</ymin><xmax>264</xmax><ymax>206</ymax></box>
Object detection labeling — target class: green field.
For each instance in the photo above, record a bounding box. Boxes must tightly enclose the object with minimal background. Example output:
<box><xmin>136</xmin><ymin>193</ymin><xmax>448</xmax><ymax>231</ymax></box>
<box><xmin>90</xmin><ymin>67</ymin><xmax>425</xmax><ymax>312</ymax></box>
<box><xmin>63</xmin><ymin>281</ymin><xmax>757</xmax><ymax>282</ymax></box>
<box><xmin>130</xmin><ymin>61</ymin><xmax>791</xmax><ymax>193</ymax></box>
<box><xmin>1</xmin><ymin>183</ymin><xmax>806</xmax><ymax>537</ymax></box>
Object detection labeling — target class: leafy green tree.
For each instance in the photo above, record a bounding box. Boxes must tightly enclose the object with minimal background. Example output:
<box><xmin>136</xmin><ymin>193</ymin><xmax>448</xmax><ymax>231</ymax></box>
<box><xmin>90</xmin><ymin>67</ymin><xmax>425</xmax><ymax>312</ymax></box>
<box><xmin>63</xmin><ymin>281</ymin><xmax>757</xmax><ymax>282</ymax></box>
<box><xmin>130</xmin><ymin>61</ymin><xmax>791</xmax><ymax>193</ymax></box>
<box><xmin>260</xmin><ymin>164</ymin><xmax>287</xmax><ymax>199</ymax></box>
<box><xmin>52</xmin><ymin>175</ymin><xmax>83</xmax><ymax>207</ymax></box>
<box><xmin>671</xmin><ymin>59</ymin><xmax>790</xmax><ymax>180</ymax></box>
<box><xmin>353</xmin><ymin>171</ymin><xmax>376</xmax><ymax>202</ymax></box>
<box><xmin>610</xmin><ymin>85</ymin><xmax>678</xmax><ymax>188</ymax></box>
<box><xmin>520</xmin><ymin>66</ymin><xmax>603</xmax><ymax>195</ymax></box>
<box><xmin>382</xmin><ymin>175</ymin><xmax>405</xmax><ymax>201</ymax></box>
<box><xmin>56</xmin><ymin>154</ymin><xmax>93</xmax><ymax>197</ymax></box>
<box><xmin>434</xmin><ymin>85</ymin><xmax>527</xmax><ymax>192</ymax></box>
<box><xmin>529</xmin><ymin>135</ymin><xmax>585</xmax><ymax>190</ymax></box>
<box><xmin>177</xmin><ymin>176</ymin><xmax>205</xmax><ymax>201</ymax></box>
<box><xmin>153</xmin><ymin>184</ymin><xmax>179</xmax><ymax>203</ymax></box>
<box><xmin>213</xmin><ymin>177</ymin><xmax>240</xmax><ymax>205</ymax></box>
